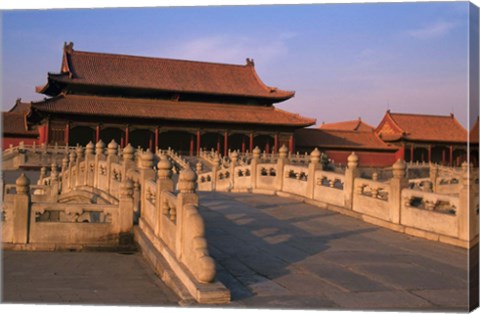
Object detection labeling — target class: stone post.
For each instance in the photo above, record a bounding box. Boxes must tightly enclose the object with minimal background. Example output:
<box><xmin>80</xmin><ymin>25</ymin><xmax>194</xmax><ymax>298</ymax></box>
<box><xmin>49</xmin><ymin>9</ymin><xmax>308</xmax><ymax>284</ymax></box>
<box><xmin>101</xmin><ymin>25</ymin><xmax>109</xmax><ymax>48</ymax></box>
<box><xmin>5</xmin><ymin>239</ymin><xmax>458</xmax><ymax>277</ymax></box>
<box><xmin>344</xmin><ymin>152</ymin><xmax>359</xmax><ymax>210</ymax></box>
<box><xmin>118</xmin><ymin>179</ymin><xmax>134</xmax><ymax>244</ymax></box>
<box><xmin>38</xmin><ymin>166</ymin><xmax>47</xmax><ymax>185</ymax></box>
<box><xmin>138</xmin><ymin>150</ymin><xmax>156</xmax><ymax>216</ymax></box>
<box><xmin>155</xmin><ymin>156</ymin><xmax>174</xmax><ymax>234</ymax></box>
<box><xmin>229</xmin><ymin>150</ymin><xmax>238</xmax><ymax>190</ymax></box>
<box><xmin>176</xmin><ymin>167</ymin><xmax>198</xmax><ymax>260</ymax></box>
<box><xmin>94</xmin><ymin>140</ymin><xmax>105</xmax><ymax>188</ymax></box>
<box><xmin>306</xmin><ymin>148</ymin><xmax>321</xmax><ymax>199</ymax></box>
<box><xmin>429</xmin><ymin>163</ymin><xmax>438</xmax><ymax>193</ymax></box>
<box><xmin>122</xmin><ymin>144</ymin><xmax>136</xmax><ymax>179</ymax></box>
<box><xmin>84</xmin><ymin>141</ymin><xmax>95</xmax><ymax>186</ymax></box>
<box><xmin>13</xmin><ymin>174</ymin><xmax>31</xmax><ymax>244</ymax></box>
<box><xmin>250</xmin><ymin>146</ymin><xmax>261</xmax><ymax>189</ymax></box>
<box><xmin>50</xmin><ymin>163</ymin><xmax>60</xmax><ymax>201</ymax></box>
<box><xmin>68</xmin><ymin>150</ymin><xmax>77</xmax><ymax>191</ymax></box>
<box><xmin>275</xmin><ymin>145</ymin><xmax>288</xmax><ymax>192</ymax></box>
<box><xmin>61</xmin><ymin>157</ymin><xmax>68</xmax><ymax>193</ymax></box>
<box><xmin>389</xmin><ymin>159</ymin><xmax>408</xmax><ymax>224</ymax></box>
<box><xmin>75</xmin><ymin>145</ymin><xmax>84</xmax><ymax>186</ymax></box>
<box><xmin>14</xmin><ymin>143</ymin><xmax>27</xmax><ymax>168</ymax></box>
<box><xmin>458</xmin><ymin>162</ymin><xmax>476</xmax><ymax>242</ymax></box>
<box><xmin>106</xmin><ymin>140</ymin><xmax>118</xmax><ymax>193</ymax></box>
<box><xmin>211</xmin><ymin>153</ymin><xmax>220</xmax><ymax>191</ymax></box>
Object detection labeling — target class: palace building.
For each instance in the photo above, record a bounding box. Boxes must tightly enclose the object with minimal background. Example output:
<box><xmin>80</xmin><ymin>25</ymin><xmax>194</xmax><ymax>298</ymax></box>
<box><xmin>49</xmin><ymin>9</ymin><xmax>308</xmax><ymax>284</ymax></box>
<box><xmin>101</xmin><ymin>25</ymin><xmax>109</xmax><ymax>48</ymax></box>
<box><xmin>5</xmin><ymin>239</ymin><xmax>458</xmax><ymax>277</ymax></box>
<box><xmin>375</xmin><ymin>111</ymin><xmax>469</xmax><ymax>166</ymax></box>
<box><xmin>24</xmin><ymin>42</ymin><xmax>315</xmax><ymax>155</ymax></box>
<box><xmin>294</xmin><ymin>119</ymin><xmax>399</xmax><ymax>167</ymax></box>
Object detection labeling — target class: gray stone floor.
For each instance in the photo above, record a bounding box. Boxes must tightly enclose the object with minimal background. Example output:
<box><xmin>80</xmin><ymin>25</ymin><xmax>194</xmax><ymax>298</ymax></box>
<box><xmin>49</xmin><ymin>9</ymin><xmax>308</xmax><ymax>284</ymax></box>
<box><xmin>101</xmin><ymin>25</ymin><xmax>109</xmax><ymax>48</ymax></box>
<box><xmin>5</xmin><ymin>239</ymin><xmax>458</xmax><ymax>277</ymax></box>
<box><xmin>199</xmin><ymin>192</ymin><xmax>471</xmax><ymax>311</ymax></box>
<box><xmin>1</xmin><ymin>250</ymin><xmax>179</xmax><ymax>306</ymax></box>
<box><xmin>1</xmin><ymin>189</ymin><xmax>474</xmax><ymax>310</ymax></box>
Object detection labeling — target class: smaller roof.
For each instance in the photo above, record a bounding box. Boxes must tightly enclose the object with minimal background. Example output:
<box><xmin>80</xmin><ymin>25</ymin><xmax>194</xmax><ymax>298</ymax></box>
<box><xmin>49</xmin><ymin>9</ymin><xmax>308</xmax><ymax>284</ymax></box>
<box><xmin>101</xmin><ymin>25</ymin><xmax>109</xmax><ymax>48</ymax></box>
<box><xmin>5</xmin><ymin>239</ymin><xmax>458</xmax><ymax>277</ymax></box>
<box><xmin>375</xmin><ymin>111</ymin><xmax>467</xmax><ymax>143</ymax></box>
<box><xmin>2</xmin><ymin>112</ymin><xmax>38</xmax><ymax>137</ymax></box>
<box><xmin>295</xmin><ymin>128</ymin><xmax>396</xmax><ymax>151</ymax></box>
<box><xmin>30</xmin><ymin>94</ymin><xmax>316</xmax><ymax>127</ymax></box>
<box><xmin>319</xmin><ymin>118</ymin><xmax>374</xmax><ymax>132</ymax></box>
<box><xmin>8</xmin><ymin>99</ymin><xmax>31</xmax><ymax>114</ymax></box>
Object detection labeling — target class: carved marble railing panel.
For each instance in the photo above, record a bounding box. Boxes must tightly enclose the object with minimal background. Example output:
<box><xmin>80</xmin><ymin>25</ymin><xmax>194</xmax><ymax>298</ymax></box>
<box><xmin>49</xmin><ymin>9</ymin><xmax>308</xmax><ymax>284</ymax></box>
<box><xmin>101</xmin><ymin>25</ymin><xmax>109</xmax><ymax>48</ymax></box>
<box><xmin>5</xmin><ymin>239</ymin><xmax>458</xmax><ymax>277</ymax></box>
<box><xmin>109</xmin><ymin>163</ymin><xmax>123</xmax><ymax>198</ymax></box>
<box><xmin>1</xmin><ymin>201</ymin><xmax>13</xmax><ymax>242</ymax></box>
<box><xmin>159</xmin><ymin>191</ymin><xmax>178</xmax><ymax>251</ymax></box>
<box><xmin>233</xmin><ymin>165</ymin><xmax>252</xmax><ymax>190</ymax></box>
<box><xmin>352</xmin><ymin>178</ymin><xmax>391</xmax><ymax>221</ymax></box>
<box><xmin>408</xmin><ymin>178</ymin><xmax>432</xmax><ymax>191</ymax></box>
<box><xmin>197</xmin><ymin>171</ymin><xmax>214</xmax><ymax>191</ymax></box>
<box><xmin>402</xmin><ymin>189</ymin><xmax>459</xmax><ymax>216</ymax></box>
<box><xmin>256</xmin><ymin>163</ymin><xmax>276</xmax><ymax>190</ymax></box>
<box><xmin>435</xmin><ymin>176</ymin><xmax>461</xmax><ymax>195</ymax></box>
<box><xmin>27</xmin><ymin>203</ymin><xmax>119</xmax><ymax>244</ymax></box>
<box><xmin>313</xmin><ymin>170</ymin><xmax>345</xmax><ymax>206</ymax></box>
<box><xmin>142</xmin><ymin>180</ymin><xmax>157</xmax><ymax>229</ymax></box>
<box><xmin>282</xmin><ymin>165</ymin><xmax>308</xmax><ymax>197</ymax></box>
<box><xmin>97</xmin><ymin>161</ymin><xmax>108</xmax><ymax>192</ymax></box>
<box><xmin>401</xmin><ymin>189</ymin><xmax>459</xmax><ymax>237</ymax></box>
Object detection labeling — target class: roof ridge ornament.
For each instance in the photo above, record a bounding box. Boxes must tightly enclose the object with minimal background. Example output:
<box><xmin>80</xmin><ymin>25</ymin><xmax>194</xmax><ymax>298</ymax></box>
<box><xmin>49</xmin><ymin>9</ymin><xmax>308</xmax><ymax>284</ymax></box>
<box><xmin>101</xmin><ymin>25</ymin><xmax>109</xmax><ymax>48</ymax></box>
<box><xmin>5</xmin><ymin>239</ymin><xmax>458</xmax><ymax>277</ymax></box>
<box><xmin>64</xmin><ymin>42</ymin><xmax>74</xmax><ymax>53</ymax></box>
<box><xmin>246</xmin><ymin>58</ymin><xmax>255</xmax><ymax>67</ymax></box>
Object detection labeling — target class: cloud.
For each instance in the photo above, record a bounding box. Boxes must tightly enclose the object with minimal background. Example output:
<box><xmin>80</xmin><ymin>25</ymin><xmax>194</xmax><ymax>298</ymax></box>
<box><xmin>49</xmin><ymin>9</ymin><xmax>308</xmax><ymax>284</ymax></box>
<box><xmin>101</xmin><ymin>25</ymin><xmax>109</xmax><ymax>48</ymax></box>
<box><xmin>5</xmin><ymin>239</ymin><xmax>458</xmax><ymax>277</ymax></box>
<box><xmin>408</xmin><ymin>21</ymin><xmax>458</xmax><ymax>39</ymax></box>
<box><xmin>152</xmin><ymin>33</ymin><xmax>295</xmax><ymax>66</ymax></box>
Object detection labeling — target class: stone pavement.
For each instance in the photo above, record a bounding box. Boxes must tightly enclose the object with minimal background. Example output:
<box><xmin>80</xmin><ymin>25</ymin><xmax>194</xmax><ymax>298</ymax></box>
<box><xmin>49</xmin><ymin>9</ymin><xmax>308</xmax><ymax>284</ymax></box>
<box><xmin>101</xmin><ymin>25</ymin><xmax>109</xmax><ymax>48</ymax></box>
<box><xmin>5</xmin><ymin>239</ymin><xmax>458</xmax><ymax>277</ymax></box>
<box><xmin>1</xmin><ymin>190</ymin><xmax>473</xmax><ymax>310</ymax></box>
<box><xmin>199</xmin><ymin>192</ymin><xmax>471</xmax><ymax>311</ymax></box>
<box><xmin>1</xmin><ymin>250</ymin><xmax>179</xmax><ymax>306</ymax></box>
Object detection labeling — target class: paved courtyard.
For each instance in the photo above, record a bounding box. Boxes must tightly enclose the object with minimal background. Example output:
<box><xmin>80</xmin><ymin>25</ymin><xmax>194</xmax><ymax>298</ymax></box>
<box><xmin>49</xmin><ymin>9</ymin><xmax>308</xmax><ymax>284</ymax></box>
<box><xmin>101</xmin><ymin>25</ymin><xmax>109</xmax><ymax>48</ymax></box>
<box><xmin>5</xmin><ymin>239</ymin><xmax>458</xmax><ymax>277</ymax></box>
<box><xmin>1</xmin><ymin>250</ymin><xmax>179</xmax><ymax>306</ymax></box>
<box><xmin>199</xmin><ymin>192</ymin><xmax>471</xmax><ymax>311</ymax></box>
<box><xmin>1</xmin><ymin>190</ymin><xmax>473</xmax><ymax>310</ymax></box>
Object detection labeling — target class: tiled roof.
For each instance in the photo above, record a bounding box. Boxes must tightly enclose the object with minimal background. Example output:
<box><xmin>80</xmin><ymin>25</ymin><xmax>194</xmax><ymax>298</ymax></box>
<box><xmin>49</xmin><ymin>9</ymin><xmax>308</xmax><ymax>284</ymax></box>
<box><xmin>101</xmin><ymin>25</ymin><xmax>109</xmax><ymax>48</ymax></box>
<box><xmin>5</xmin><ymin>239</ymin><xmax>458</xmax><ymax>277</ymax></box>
<box><xmin>376</xmin><ymin>112</ymin><xmax>468</xmax><ymax>143</ymax></box>
<box><xmin>319</xmin><ymin>118</ymin><xmax>374</xmax><ymax>131</ymax></box>
<box><xmin>30</xmin><ymin>94</ymin><xmax>316</xmax><ymax>127</ymax></box>
<box><xmin>8</xmin><ymin>99</ymin><xmax>31</xmax><ymax>114</ymax></box>
<box><xmin>2</xmin><ymin>112</ymin><xmax>38</xmax><ymax>136</ymax></box>
<box><xmin>38</xmin><ymin>43</ymin><xmax>294</xmax><ymax>102</ymax></box>
<box><xmin>295</xmin><ymin>128</ymin><xmax>395</xmax><ymax>150</ymax></box>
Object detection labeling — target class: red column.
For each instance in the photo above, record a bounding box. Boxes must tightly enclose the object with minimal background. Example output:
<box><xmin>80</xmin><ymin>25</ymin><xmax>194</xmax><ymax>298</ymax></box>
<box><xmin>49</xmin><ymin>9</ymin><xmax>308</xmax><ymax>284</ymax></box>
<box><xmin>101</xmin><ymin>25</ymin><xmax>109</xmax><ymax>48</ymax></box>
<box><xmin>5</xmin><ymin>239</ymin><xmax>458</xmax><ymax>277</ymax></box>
<box><xmin>120</xmin><ymin>137</ymin><xmax>124</xmax><ymax>148</ymax></box>
<box><xmin>410</xmin><ymin>144</ymin><xmax>414</xmax><ymax>162</ymax></box>
<box><xmin>149</xmin><ymin>135</ymin><xmax>153</xmax><ymax>151</ymax></box>
<box><xmin>265</xmin><ymin>142</ymin><xmax>270</xmax><ymax>154</ymax></box>
<box><xmin>224</xmin><ymin>131</ymin><xmax>228</xmax><ymax>156</ymax></box>
<box><xmin>442</xmin><ymin>149</ymin><xmax>446</xmax><ymax>165</ymax></box>
<box><xmin>125</xmin><ymin>126</ymin><xmax>129</xmax><ymax>145</ymax></box>
<box><xmin>249</xmin><ymin>133</ymin><xmax>254</xmax><ymax>151</ymax></box>
<box><xmin>428</xmin><ymin>145</ymin><xmax>432</xmax><ymax>163</ymax></box>
<box><xmin>274</xmin><ymin>134</ymin><xmax>278</xmax><ymax>153</ymax></box>
<box><xmin>196</xmin><ymin>130</ymin><xmax>201</xmax><ymax>156</ymax></box>
<box><xmin>154</xmin><ymin>128</ymin><xmax>159</xmax><ymax>150</ymax></box>
<box><xmin>216</xmin><ymin>136</ymin><xmax>221</xmax><ymax>153</ymax></box>
<box><xmin>288</xmin><ymin>134</ymin><xmax>294</xmax><ymax>153</ymax></box>
<box><xmin>242</xmin><ymin>138</ymin><xmax>245</xmax><ymax>153</ymax></box>
<box><xmin>449</xmin><ymin>145</ymin><xmax>453</xmax><ymax>166</ymax></box>
<box><xmin>64</xmin><ymin>122</ymin><xmax>70</xmax><ymax>146</ymax></box>
<box><xmin>189</xmin><ymin>135</ymin><xmax>194</xmax><ymax>156</ymax></box>
<box><xmin>45</xmin><ymin>120</ymin><xmax>50</xmax><ymax>145</ymax></box>
<box><xmin>96</xmin><ymin>125</ymin><xmax>100</xmax><ymax>142</ymax></box>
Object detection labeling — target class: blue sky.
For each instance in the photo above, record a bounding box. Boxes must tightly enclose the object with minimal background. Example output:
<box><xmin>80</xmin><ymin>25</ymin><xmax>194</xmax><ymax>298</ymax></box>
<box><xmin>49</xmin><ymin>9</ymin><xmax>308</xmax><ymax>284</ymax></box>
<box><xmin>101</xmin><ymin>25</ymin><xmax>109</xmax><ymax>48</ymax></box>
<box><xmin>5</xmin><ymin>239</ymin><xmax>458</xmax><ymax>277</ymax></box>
<box><xmin>1</xmin><ymin>2</ymin><xmax>475</xmax><ymax>128</ymax></box>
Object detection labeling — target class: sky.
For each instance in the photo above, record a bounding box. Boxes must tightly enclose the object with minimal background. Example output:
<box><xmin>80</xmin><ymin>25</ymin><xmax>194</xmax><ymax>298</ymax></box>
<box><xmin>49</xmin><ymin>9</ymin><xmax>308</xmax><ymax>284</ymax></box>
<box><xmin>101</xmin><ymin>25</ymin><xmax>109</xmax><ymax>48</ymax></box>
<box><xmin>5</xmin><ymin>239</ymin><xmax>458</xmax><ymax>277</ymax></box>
<box><xmin>0</xmin><ymin>1</ymin><xmax>477</xmax><ymax>129</ymax></box>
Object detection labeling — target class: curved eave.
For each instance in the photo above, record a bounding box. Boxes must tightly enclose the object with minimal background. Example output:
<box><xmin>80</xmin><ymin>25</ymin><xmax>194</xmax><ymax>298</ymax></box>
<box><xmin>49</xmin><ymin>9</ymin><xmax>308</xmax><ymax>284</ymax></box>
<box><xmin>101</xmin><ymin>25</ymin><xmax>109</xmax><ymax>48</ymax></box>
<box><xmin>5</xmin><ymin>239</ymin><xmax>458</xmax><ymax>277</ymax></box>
<box><xmin>30</xmin><ymin>95</ymin><xmax>313</xmax><ymax>128</ymax></box>
<box><xmin>48</xmin><ymin>73</ymin><xmax>295</xmax><ymax>103</ymax></box>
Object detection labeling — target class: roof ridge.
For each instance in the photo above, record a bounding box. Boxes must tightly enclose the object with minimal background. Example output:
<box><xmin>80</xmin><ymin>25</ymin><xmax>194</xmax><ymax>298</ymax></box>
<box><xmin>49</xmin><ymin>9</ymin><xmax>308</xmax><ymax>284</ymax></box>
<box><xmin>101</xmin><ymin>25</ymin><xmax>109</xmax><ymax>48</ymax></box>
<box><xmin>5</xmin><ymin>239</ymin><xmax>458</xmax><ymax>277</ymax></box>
<box><xmin>71</xmin><ymin>49</ymin><xmax>250</xmax><ymax>69</ymax></box>
<box><xmin>389</xmin><ymin>112</ymin><xmax>456</xmax><ymax>119</ymax></box>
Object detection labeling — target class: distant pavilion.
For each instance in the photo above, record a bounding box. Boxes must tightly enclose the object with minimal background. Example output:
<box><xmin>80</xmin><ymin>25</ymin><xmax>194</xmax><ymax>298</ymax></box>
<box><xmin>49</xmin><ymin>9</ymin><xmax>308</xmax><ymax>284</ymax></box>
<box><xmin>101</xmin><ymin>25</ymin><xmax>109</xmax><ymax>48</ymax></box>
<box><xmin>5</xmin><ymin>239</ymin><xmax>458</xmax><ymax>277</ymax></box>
<box><xmin>375</xmin><ymin>111</ymin><xmax>468</xmax><ymax>166</ymax></box>
<box><xmin>26</xmin><ymin>42</ymin><xmax>315</xmax><ymax>155</ymax></box>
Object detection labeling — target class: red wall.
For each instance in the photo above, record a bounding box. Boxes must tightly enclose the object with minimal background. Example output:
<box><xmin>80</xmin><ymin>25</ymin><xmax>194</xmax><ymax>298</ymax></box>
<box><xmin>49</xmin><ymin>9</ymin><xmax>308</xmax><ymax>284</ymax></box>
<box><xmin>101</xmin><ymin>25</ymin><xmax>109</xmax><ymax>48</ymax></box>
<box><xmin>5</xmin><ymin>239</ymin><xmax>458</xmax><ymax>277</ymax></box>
<box><xmin>325</xmin><ymin>150</ymin><xmax>398</xmax><ymax>167</ymax></box>
<box><xmin>2</xmin><ymin>137</ymin><xmax>38</xmax><ymax>150</ymax></box>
